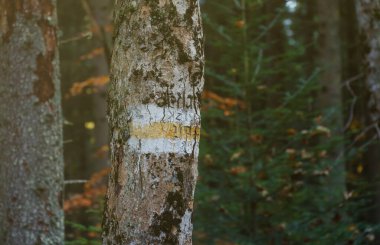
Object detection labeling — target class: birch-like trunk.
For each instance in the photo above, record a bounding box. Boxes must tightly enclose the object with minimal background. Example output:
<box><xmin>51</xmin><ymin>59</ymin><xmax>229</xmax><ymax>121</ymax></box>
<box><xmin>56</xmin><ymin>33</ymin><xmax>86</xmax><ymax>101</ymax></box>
<box><xmin>102</xmin><ymin>0</ymin><xmax>204</xmax><ymax>244</ymax></box>
<box><xmin>0</xmin><ymin>0</ymin><xmax>64</xmax><ymax>244</ymax></box>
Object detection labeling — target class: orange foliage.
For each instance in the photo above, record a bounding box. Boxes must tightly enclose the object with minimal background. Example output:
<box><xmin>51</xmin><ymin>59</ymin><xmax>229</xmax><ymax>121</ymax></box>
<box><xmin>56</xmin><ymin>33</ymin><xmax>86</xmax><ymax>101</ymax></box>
<box><xmin>235</xmin><ymin>20</ymin><xmax>245</xmax><ymax>29</ymax></box>
<box><xmin>229</xmin><ymin>166</ymin><xmax>248</xmax><ymax>175</ymax></box>
<box><xmin>79</xmin><ymin>47</ymin><xmax>104</xmax><ymax>61</ymax></box>
<box><xmin>202</xmin><ymin>90</ymin><xmax>245</xmax><ymax>116</ymax></box>
<box><xmin>94</xmin><ymin>145</ymin><xmax>109</xmax><ymax>159</ymax></box>
<box><xmin>84</xmin><ymin>167</ymin><xmax>110</xmax><ymax>192</ymax></box>
<box><xmin>63</xmin><ymin>195</ymin><xmax>92</xmax><ymax>211</ymax></box>
<box><xmin>104</xmin><ymin>24</ymin><xmax>113</xmax><ymax>33</ymax></box>
<box><xmin>250</xmin><ymin>134</ymin><xmax>263</xmax><ymax>143</ymax></box>
<box><xmin>64</xmin><ymin>167</ymin><xmax>110</xmax><ymax>212</ymax></box>
<box><xmin>67</xmin><ymin>75</ymin><xmax>109</xmax><ymax>98</ymax></box>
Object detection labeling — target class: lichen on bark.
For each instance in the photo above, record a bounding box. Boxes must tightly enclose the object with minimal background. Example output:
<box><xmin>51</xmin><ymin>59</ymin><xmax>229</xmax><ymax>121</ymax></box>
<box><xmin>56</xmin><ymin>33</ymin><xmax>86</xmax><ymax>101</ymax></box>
<box><xmin>103</xmin><ymin>0</ymin><xmax>204</xmax><ymax>244</ymax></box>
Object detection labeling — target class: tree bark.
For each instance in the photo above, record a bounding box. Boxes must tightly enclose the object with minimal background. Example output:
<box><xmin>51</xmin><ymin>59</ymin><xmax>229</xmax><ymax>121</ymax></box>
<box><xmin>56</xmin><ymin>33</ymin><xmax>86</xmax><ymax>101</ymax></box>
<box><xmin>315</xmin><ymin>0</ymin><xmax>343</xmax><ymax>126</ymax></box>
<box><xmin>0</xmin><ymin>0</ymin><xmax>64</xmax><ymax>244</ymax></box>
<box><xmin>80</xmin><ymin>0</ymin><xmax>112</xmax><ymax>177</ymax></box>
<box><xmin>102</xmin><ymin>1</ymin><xmax>204</xmax><ymax>244</ymax></box>
<box><xmin>356</xmin><ymin>0</ymin><xmax>380</xmax><ymax>121</ymax></box>
<box><xmin>315</xmin><ymin>0</ymin><xmax>345</xmax><ymax>197</ymax></box>
<box><xmin>356</xmin><ymin>0</ymin><xmax>380</xmax><ymax>224</ymax></box>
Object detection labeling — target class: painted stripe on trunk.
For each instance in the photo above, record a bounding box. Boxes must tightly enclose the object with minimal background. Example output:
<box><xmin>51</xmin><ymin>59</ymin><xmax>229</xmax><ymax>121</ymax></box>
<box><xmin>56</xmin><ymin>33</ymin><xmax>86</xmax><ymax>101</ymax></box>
<box><xmin>127</xmin><ymin>104</ymin><xmax>200</xmax><ymax>154</ymax></box>
<box><xmin>128</xmin><ymin>137</ymin><xmax>199</xmax><ymax>154</ymax></box>
<box><xmin>130</xmin><ymin>104</ymin><xmax>200</xmax><ymax>126</ymax></box>
<box><xmin>130</xmin><ymin>122</ymin><xmax>200</xmax><ymax>140</ymax></box>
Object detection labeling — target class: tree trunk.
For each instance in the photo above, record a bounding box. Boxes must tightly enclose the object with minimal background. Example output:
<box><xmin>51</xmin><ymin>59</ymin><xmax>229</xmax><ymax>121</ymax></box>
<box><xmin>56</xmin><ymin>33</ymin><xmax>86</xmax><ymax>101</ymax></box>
<box><xmin>315</xmin><ymin>0</ymin><xmax>345</xmax><ymax>197</ymax></box>
<box><xmin>0</xmin><ymin>1</ymin><xmax>64</xmax><ymax>244</ymax></box>
<box><xmin>102</xmin><ymin>1</ymin><xmax>204</xmax><ymax>244</ymax></box>
<box><xmin>263</xmin><ymin>0</ymin><xmax>285</xmax><ymax>107</ymax></box>
<box><xmin>315</xmin><ymin>0</ymin><xmax>343</xmax><ymax>128</ymax></box>
<box><xmin>82</xmin><ymin>0</ymin><xmax>112</xmax><ymax>175</ymax></box>
<box><xmin>356</xmin><ymin>0</ymin><xmax>380</xmax><ymax>224</ymax></box>
<box><xmin>356</xmin><ymin>0</ymin><xmax>380</xmax><ymax>121</ymax></box>
<box><xmin>296</xmin><ymin>0</ymin><xmax>317</xmax><ymax>76</ymax></box>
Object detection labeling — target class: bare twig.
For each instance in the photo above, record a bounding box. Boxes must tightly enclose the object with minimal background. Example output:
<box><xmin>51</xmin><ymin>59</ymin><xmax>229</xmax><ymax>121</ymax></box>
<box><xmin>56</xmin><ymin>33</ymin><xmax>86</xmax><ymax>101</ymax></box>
<box><xmin>334</xmin><ymin>122</ymin><xmax>379</xmax><ymax>166</ymax></box>
<box><xmin>342</xmin><ymin>73</ymin><xmax>364</xmax><ymax>131</ymax></box>
<box><xmin>254</xmin><ymin>8</ymin><xmax>284</xmax><ymax>42</ymax></box>
<box><xmin>374</xmin><ymin>124</ymin><xmax>380</xmax><ymax>139</ymax></box>
<box><xmin>60</xmin><ymin>31</ymin><xmax>92</xmax><ymax>45</ymax></box>
<box><xmin>250</xmin><ymin>49</ymin><xmax>263</xmax><ymax>84</ymax></box>
<box><xmin>81</xmin><ymin>0</ymin><xmax>112</xmax><ymax>67</ymax></box>
<box><xmin>64</xmin><ymin>180</ymin><xmax>88</xmax><ymax>185</ymax></box>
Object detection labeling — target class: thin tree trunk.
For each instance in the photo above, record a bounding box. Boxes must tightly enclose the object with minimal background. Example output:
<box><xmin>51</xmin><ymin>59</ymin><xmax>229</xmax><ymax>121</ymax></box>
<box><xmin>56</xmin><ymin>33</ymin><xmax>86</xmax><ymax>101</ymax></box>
<box><xmin>83</xmin><ymin>0</ymin><xmax>112</xmax><ymax>174</ymax></box>
<box><xmin>102</xmin><ymin>1</ymin><xmax>204</xmax><ymax>244</ymax></box>
<box><xmin>315</xmin><ymin>0</ymin><xmax>343</xmax><ymax>128</ymax></box>
<box><xmin>315</xmin><ymin>0</ymin><xmax>345</xmax><ymax>198</ymax></box>
<box><xmin>0</xmin><ymin>0</ymin><xmax>64</xmax><ymax>244</ymax></box>
<box><xmin>263</xmin><ymin>0</ymin><xmax>285</xmax><ymax>107</ymax></box>
<box><xmin>356</xmin><ymin>0</ymin><xmax>380</xmax><ymax>224</ymax></box>
<box><xmin>356</xmin><ymin>0</ymin><xmax>380</xmax><ymax>121</ymax></box>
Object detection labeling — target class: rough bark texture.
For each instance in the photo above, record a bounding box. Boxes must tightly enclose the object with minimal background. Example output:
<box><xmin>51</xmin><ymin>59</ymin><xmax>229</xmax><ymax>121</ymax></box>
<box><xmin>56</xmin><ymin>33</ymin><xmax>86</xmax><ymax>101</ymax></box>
<box><xmin>357</xmin><ymin>0</ymin><xmax>380</xmax><ymax>121</ymax></box>
<box><xmin>315</xmin><ymin>0</ymin><xmax>345</xmax><ymax>196</ymax></box>
<box><xmin>356</xmin><ymin>0</ymin><xmax>380</xmax><ymax>224</ymax></box>
<box><xmin>102</xmin><ymin>0</ymin><xmax>204</xmax><ymax>244</ymax></box>
<box><xmin>0</xmin><ymin>0</ymin><xmax>64</xmax><ymax>244</ymax></box>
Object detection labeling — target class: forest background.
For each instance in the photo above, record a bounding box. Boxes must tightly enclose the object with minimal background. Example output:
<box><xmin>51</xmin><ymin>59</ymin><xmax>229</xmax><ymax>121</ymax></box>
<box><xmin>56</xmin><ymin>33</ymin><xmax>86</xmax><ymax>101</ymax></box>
<box><xmin>57</xmin><ymin>0</ymin><xmax>380</xmax><ymax>244</ymax></box>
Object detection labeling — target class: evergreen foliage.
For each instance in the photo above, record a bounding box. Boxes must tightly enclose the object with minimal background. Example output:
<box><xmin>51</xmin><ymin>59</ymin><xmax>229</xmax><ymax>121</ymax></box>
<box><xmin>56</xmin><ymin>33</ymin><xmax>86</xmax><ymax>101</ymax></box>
<box><xmin>193</xmin><ymin>0</ymin><xmax>379</xmax><ymax>244</ymax></box>
<box><xmin>56</xmin><ymin>0</ymin><xmax>380</xmax><ymax>244</ymax></box>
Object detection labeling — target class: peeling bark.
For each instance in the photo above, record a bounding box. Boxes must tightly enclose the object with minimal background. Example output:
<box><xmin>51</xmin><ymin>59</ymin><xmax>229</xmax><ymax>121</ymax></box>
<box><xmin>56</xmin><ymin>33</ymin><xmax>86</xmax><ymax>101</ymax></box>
<box><xmin>102</xmin><ymin>0</ymin><xmax>204</xmax><ymax>244</ymax></box>
<box><xmin>0</xmin><ymin>0</ymin><xmax>64</xmax><ymax>244</ymax></box>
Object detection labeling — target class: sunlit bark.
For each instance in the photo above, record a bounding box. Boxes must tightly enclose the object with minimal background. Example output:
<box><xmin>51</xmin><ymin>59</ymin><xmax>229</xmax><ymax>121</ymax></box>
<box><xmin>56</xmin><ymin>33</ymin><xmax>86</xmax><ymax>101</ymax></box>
<box><xmin>102</xmin><ymin>1</ymin><xmax>204</xmax><ymax>244</ymax></box>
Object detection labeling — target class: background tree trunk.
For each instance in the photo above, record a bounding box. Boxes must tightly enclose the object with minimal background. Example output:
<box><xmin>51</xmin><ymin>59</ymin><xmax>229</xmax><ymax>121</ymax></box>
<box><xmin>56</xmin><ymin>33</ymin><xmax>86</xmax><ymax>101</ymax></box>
<box><xmin>0</xmin><ymin>0</ymin><xmax>64</xmax><ymax>244</ymax></box>
<box><xmin>102</xmin><ymin>0</ymin><xmax>204</xmax><ymax>244</ymax></box>
<box><xmin>83</xmin><ymin>0</ymin><xmax>112</xmax><ymax>174</ymax></box>
<box><xmin>263</xmin><ymin>0</ymin><xmax>286</xmax><ymax>107</ymax></box>
<box><xmin>356</xmin><ymin>0</ymin><xmax>380</xmax><ymax>225</ymax></box>
<box><xmin>315</xmin><ymin>0</ymin><xmax>345</xmax><ymax>198</ymax></box>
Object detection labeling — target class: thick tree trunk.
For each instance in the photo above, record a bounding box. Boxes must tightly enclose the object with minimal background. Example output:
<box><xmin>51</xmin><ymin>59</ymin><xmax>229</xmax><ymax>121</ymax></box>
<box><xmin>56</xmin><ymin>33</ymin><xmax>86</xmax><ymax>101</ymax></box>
<box><xmin>356</xmin><ymin>0</ymin><xmax>380</xmax><ymax>224</ymax></box>
<box><xmin>0</xmin><ymin>1</ymin><xmax>64</xmax><ymax>244</ymax></box>
<box><xmin>315</xmin><ymin>0</ymin><xmax>345</xmax><ymax>197</ymax></box>
<box><xmin>102</xmin><ymin>1</ymin><xmax>204</xmax><ymax>244</ymax></box>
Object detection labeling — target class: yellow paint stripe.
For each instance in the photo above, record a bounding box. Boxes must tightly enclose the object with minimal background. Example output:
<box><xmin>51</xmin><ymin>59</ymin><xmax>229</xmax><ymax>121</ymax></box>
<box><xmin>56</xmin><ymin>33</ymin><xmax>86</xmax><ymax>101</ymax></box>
<box><xmin>131</xmin><ymin>122</ymin><xmax>200</xmax><ymax>140</ymax></box>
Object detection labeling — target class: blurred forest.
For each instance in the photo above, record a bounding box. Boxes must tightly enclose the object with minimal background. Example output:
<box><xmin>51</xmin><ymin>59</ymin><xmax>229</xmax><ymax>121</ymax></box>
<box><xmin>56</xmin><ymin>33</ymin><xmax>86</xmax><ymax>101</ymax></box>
<box><xmin>56</xmin><ymin>0</ymin><xmax>380</xmax><ymax>244</ymax></box>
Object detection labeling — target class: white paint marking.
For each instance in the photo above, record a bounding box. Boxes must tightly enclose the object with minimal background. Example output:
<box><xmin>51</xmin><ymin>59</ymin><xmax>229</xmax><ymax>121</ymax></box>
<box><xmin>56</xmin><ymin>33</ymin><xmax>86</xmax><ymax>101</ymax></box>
<box><xmin>131</xmin><ymin>104</ymin><xmax>200</xmax><ymax>127</ymax></box>
<box><xmin>173</xmin><ymin>0</ymin><xmax>188</xmax><ymax>15</ymax></box>
<box><xmin>178</xmin><ymin>210</ymin><xmax>192</xmax><ymax>244</ymax></box>
<box><xmin>188</xmin><ymin>40</ymin><xmax>197</xmax><ymax>59</ymax></box>
<box><xmin>127</xmin><ymin>104</ymin><xmax>200</xmax><ymax>155</ymax></box>
<box><xmin>128</xmin><ymin>137</ymin><xmax>199</xmax><ymax>155</ymax></box>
